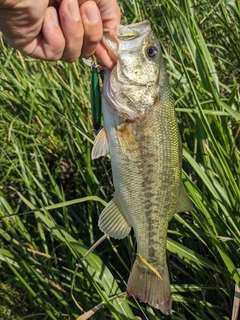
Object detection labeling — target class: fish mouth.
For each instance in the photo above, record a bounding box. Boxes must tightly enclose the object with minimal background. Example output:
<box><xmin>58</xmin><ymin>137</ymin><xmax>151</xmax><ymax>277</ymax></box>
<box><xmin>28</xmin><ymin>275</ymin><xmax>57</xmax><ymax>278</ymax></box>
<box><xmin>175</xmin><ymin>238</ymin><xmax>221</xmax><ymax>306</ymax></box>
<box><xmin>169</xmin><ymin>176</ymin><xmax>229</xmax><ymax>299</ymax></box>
<box><xmin>102</xmin><ymin>27</ymin><xmax>119</xmax><ymax>63</ymax></box>
<box><xmin>102</xmin><ymin>20</ymin><xmax>151</xmax><ymax>63</ymax></box>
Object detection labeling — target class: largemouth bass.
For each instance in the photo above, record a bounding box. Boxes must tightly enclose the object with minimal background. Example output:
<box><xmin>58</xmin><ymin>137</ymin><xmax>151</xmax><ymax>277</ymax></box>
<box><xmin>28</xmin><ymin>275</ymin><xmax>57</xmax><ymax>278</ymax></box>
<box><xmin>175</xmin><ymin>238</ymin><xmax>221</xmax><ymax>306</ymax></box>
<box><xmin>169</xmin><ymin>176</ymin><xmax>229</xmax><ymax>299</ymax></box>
<box><xmin>91</xmin><ymin>20</ymin><xmax>193</xmax><ymax>315</ymax></box>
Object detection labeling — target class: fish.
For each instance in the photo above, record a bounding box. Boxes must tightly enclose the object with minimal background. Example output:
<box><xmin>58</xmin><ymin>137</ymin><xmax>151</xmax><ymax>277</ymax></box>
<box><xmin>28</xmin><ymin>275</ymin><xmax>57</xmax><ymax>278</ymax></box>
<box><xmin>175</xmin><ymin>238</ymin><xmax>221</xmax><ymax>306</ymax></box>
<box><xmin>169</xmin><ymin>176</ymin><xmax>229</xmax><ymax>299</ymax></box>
<box><xmin>91</xmin><ymin>20</ymin><xmax>193</xmax><ymax>315</ymax></box>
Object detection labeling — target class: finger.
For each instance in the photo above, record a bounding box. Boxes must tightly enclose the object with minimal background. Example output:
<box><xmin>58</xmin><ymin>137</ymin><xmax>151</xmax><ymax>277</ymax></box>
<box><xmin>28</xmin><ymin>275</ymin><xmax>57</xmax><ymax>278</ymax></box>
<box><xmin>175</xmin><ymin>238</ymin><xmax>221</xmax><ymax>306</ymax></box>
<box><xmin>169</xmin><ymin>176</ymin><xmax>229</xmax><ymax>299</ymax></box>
<box><xmin>80</xmin><ymin>1</ymin><xmax>102</xmax><ymax>58</ymax></box>
<box><xmin>58</xmin><ymin>0</ymin><xmax>84</xmax><ymax>61</ymax></box>
<box><xmin>95</xmin><ymin>42</ymin><xmax>116</xmax><ymax>69</ymax></box>
<box><xmin>56</xmin><ymin>0</ymin><xmax>121</xmax><ymax>64</ymax></box>
<box><xmin>29</xmin><ymin>7</ymin><xmax>66</xmax><ymax>60</ymax></box>
<box><xmin>78</xmin><ymin>0</ymin><xmax>121</xmax><ymax>28</ymax></box>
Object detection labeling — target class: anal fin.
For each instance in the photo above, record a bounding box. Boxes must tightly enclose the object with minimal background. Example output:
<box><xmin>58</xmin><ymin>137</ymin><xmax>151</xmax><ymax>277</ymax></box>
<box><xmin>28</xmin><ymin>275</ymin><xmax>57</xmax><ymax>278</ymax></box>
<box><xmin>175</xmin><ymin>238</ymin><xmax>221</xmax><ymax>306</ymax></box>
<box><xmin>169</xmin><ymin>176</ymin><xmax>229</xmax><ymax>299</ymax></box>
<box><xmin>99</xmin><ymin>195</ymin><xmax>131</xmax><ymax>239</ymax></box>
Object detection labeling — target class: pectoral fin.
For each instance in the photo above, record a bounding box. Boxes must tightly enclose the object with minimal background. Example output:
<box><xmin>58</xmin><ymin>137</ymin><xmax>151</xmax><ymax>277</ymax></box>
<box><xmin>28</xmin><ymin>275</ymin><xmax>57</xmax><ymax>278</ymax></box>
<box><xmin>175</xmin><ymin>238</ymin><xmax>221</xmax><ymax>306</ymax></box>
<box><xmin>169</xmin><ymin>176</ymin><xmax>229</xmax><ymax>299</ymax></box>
<box><xmin>116</xmin><ymin>123</ymin><xmax>140</xmax><ymax>160</ymax></box>
<box><xmin>175</xmin><ymin>183</ymin><xmax>193</xmax><ymax>213</ymax></box>
<box><xmin>99</xmin><ymin>195</ymin><xmax>132</xmax><ymax>239</ymax></box>
<box><xmin>91</xmin><ymin>128</ymin><xmax>109</xmax><ymax>159</ymax></box>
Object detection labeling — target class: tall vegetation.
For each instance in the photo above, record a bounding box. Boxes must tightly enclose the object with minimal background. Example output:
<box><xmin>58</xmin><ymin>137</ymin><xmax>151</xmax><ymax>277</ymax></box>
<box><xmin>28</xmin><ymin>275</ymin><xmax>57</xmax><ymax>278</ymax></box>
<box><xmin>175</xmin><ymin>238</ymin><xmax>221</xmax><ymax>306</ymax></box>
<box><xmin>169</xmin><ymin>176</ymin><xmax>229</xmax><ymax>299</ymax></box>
<box><xmin>0</xmin><ymin>0</ymin><xmax>239</xmax><ymax>319</ymax></box>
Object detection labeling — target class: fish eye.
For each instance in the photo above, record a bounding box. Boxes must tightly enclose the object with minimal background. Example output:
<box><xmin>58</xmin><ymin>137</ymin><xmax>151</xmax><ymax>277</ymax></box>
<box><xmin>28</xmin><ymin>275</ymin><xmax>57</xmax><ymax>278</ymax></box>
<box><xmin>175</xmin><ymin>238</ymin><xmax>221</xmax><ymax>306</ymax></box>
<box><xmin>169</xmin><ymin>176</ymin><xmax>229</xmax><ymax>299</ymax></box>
<box><xmin>147</xmin><ymin>46</ymin><xmax>158</xmax><ymax>58</ymax></box>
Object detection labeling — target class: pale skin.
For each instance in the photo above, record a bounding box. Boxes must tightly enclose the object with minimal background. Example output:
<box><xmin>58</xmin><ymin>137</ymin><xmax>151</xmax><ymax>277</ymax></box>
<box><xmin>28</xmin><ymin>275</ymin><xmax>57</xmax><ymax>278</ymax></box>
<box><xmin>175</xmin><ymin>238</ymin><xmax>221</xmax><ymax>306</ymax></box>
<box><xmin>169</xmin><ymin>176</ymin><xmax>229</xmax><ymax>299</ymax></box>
<box><xmin>0</xmin><ymin>0</ymin><xmax>121</xmax><ymax>68</ymax></box>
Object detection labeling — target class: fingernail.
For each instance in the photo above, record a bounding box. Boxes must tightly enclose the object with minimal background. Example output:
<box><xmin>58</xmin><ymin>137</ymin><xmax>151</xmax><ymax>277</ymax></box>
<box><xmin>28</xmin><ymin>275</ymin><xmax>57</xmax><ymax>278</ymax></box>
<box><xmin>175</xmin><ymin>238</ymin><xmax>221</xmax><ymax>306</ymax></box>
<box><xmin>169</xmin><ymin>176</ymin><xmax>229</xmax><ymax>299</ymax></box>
<box><xmin>68</xmin><ymin>0</ymin><xmax>80</xmax><ymax>21</ymax></box>
<box><xmin>85</xmin><ymin>4</ymin><xmax>100</xmax><ymax>23</ymax></box>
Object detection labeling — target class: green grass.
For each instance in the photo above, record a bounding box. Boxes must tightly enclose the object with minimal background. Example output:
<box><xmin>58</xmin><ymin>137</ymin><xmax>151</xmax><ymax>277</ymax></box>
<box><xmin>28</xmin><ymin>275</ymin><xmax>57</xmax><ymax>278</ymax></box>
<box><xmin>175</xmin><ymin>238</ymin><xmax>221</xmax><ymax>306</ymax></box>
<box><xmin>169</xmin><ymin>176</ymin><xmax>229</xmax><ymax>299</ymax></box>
<box><xmin>0</xmin><ymin>0</ymin><xmax>239</xmax><ymax>319</ymax></box>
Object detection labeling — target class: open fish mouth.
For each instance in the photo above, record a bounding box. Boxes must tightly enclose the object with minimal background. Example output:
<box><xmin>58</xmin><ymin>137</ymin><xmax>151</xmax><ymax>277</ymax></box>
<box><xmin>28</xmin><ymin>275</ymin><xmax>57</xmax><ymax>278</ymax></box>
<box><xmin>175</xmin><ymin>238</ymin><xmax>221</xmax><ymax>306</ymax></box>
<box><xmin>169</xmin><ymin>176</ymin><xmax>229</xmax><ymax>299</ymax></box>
<box><xmin>102</xmin><ymin>20</ymin><xmax>152</xmax><ymax>63</ymax></box>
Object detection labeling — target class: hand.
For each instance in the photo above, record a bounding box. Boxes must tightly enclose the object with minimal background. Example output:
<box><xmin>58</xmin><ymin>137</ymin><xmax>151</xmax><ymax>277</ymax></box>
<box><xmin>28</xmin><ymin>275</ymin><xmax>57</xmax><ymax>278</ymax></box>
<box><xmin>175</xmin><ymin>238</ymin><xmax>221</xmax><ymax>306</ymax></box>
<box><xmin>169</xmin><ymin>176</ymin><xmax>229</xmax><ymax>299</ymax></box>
<box><xmin>0</xmin><ymin>0</ymin><xmax>121</xmax><ymax>68</ymax></box>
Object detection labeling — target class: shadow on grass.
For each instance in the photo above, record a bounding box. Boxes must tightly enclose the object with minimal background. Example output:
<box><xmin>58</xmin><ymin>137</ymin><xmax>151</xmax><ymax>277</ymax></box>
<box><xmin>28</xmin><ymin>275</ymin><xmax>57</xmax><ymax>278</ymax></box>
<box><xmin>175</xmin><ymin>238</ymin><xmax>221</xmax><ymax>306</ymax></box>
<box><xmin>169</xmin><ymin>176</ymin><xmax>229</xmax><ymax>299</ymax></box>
<box><xmin>0</xmin><ymin>280</ymin><xmax>43</xmax><ymax>320</ymax></box>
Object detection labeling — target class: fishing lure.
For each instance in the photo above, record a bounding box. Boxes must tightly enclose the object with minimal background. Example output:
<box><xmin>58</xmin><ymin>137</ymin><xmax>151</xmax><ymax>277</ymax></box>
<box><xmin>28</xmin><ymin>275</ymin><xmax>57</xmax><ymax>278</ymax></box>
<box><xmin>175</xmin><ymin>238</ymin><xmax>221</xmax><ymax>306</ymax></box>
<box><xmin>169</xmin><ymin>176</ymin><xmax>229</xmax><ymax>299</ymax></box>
<box><xmin>82</xmin><ymin>58</ymin><xmax>104</xmax><ymax>132</ymax></box>
<box><xmin>91</xmin><ymin>67</ymin><xmax>102</xmax><ymax>131</ymax></box>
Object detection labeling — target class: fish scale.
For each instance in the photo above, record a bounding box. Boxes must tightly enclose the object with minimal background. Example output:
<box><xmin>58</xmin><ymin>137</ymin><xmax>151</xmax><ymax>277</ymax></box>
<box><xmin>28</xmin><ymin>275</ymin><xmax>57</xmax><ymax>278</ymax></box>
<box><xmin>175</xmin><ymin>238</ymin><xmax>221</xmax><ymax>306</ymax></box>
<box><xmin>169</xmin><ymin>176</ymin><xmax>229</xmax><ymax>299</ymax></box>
<box><xmin>127</xmin><ymin>105</ymin><xmax>179</xmax><ymax>260</ymax></box>
<box><xmin>91</xmin><ymin>20</ymin><xmax>193</xmax><ymax>314</ymax></box>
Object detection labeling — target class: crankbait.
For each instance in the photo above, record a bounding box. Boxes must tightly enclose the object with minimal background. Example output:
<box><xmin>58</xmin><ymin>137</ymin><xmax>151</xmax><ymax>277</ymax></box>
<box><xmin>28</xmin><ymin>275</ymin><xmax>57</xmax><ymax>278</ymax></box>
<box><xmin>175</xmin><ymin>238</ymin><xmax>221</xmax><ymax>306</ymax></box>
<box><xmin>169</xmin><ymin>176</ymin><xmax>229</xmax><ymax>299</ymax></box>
<box><xmin>82</xmin><ymin>58</ymin><xmax>104</xmax><ymax>132</ymax></box>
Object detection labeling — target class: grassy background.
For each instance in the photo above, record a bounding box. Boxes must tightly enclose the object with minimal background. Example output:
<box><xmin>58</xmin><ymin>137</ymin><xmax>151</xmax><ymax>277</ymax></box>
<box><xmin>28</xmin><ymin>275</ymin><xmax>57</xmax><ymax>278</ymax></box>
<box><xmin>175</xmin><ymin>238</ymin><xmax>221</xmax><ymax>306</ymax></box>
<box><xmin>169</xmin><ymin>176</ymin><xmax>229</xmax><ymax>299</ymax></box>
<box><xmin>0</xmin><ymin>0</ymin><xmax>239</xmax><ymax>319</ymax></box>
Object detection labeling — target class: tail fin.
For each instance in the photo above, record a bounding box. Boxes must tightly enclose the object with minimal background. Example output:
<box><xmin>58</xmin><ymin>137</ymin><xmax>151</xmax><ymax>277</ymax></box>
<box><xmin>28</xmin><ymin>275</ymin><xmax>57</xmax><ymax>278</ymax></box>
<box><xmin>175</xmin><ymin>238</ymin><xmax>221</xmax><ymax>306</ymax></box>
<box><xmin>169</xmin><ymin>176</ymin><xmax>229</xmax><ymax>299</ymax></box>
<box><xmin>126</xmin><ymin>255</ymin><xmax>172</xmax><ymax>315</ymax></box>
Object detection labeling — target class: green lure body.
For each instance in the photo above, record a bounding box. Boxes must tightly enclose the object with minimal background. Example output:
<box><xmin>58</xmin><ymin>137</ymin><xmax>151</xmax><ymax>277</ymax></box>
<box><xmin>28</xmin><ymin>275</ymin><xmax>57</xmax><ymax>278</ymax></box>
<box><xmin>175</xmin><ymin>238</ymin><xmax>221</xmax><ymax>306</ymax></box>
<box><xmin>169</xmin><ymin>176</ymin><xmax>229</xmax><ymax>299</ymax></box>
<box><xmin>91</xmin><ymin>67</ymin><xmax>102</xmax><ymax>131</ymax></box>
